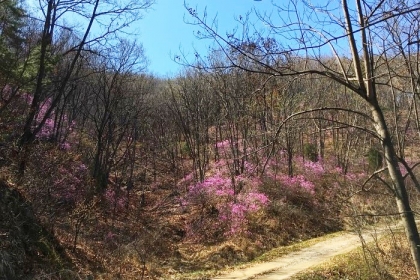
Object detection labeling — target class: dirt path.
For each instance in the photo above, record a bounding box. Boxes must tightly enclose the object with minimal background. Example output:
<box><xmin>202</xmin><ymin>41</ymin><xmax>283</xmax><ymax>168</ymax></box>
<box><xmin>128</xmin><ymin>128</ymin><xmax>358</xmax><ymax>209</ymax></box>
<box><xmin>212</xmin><ymin>227</ymin><xmax>395</xmax><ymax>280</ymax></box>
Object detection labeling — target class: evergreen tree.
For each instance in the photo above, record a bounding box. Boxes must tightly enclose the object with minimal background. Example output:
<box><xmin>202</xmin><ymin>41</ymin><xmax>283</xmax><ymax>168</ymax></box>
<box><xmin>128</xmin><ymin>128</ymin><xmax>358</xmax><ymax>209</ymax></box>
<box><xmin>0</xmin><ymin>0</ymin><xmax>26</xmax><ymax>82</ymax></box>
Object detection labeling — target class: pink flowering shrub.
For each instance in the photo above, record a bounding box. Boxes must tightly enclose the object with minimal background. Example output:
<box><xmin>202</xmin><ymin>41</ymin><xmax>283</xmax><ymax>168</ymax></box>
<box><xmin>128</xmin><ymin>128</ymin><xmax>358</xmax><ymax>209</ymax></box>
<box><xmin>104</xmin><ymin>186</ymin><xmax>127</xmax><ymax>212</ymax></box>
<box><xmin>181</xmin><ymin>139</ymin><xmax>366</xmax><ymax>241</ymax></box>
<box><xmin>21</xmin><ymin>93</ymin><xmax>76</xmax><ymax>146</ymax></box>
<box><xmin>223</xmin><ymin>192</ymin><xmax>269</xmax><ymax>234</ymax></box>
<box><xmin>21</xmin><ymin>142</ymin><xmax>91</xmax><ymax>217</ymax></box>
<box><xmin>182</xmin><ymin>138</ymin><xmax>372</xmax><ymax>242</ymax></box>
<box><xmin>216</xmin><ymin>139</ymin><xmax>231</xmax><ymax>150</ymax></box>
<box><xmin>264</xmin><ymin>156</ymin><xmax>328</xmax><ymax>199</ymax></box>
<box><xmin>51</xmin><ymin>159</ymin><xmax>89</xmax><ymax>208</ymax></box>
<box><xmin>262</xmin><ymin>153</ymin><xmax>371</xmax><ymax>236</ymax></box>
<box><xmin>276</xmin><ymin>174</ymin><xmax>315</xmax><ymax>194</ymax></box>
<box><xmin>181</xmin><ymin>158</ymin><xmax>269</xmax><ymax>239</ymax></box>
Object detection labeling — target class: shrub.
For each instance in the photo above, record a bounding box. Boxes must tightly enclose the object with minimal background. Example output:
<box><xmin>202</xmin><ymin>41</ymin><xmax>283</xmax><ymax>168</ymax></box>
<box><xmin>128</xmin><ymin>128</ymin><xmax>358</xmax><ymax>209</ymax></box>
<box><xmin>367</xmin><ymin>147</ymin><xmax>383</xmax><ymax>171</ymax></box>
<box><xmin>304</xmin><ymin>143</ymin><xmax>318</xmax><ymax>162</ymax></box>
<box><xmin>180</xmin><ymin>158</ymin><xmax>269</xmax><ymax>240</ymax></box>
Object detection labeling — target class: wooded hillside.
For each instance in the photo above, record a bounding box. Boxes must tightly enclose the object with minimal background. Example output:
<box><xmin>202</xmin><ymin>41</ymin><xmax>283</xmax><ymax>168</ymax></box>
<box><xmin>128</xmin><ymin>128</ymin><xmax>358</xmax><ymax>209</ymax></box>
<box><xmin>1</xmin><ymin>0</ymin><xmax>420</xmax><ymax>279</ymax></box>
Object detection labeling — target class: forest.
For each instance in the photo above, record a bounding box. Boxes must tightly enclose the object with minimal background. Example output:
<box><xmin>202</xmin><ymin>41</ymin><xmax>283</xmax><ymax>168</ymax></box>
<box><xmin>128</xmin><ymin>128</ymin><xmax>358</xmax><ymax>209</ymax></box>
<box><xmin>1</xmin><ymin>0</ymin><xmax>420</xmax><ymax>279</ymax></box>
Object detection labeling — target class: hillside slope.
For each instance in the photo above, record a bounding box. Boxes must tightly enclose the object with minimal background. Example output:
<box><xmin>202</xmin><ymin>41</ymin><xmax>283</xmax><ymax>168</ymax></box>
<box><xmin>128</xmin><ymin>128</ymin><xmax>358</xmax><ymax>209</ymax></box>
<box><xmin>0</xmin><ymin>180</ymin><xmax>75</xmax><ymax>279</ymax></box>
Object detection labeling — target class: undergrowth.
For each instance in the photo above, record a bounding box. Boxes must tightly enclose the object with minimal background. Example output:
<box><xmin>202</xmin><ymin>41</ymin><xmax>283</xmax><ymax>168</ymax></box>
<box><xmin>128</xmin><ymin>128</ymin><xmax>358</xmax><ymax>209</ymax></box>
<box><xmin>0</xmin><ymin>95</ymin><xmax>410</xmax><ymax>279</ymax></box>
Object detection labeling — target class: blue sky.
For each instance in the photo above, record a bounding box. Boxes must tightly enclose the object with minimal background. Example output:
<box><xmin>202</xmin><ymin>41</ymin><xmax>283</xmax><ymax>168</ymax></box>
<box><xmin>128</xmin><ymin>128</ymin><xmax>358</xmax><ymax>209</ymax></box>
<box><xmin>25</xmin><ymin>0</ymin><xmax>346</xmax><ymax>77</ymax></box>
<box><xmin>137</xmin><ymin>0</ymin><xmax>273</xmax><ymax>77</ymax></box>
<box><xmin>25</xmin><ymin>0</ymin><xmax>272</xmax><ymax>77</ymax></box>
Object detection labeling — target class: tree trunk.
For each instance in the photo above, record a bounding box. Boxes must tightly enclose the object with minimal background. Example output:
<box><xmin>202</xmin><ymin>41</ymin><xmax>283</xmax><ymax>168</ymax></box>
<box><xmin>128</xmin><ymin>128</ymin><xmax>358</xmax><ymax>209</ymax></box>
<box><xmin>371</xmin><ymin>104</ymin><xmax>420</xmax><ymax>277</ymax></box>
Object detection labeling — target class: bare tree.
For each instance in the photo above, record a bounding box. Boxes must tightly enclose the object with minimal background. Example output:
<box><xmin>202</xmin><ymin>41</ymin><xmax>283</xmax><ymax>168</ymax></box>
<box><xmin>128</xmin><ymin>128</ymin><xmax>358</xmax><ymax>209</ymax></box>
<box><xmin>169</xmin><ymin>69</ymin><xmax>217</xmax><ymax>182</ymax></box>
<box><xmin>17</xmin><ymin>0</ymin><xmax>154</xmax><ymax>173</ymax></box>
<box><xmin>79</xmin><ymin>39</ymin><xmax>148</xmax><ymax>192</ymax></box>
<box><xmin>184</xmin><ymin>0</ymin><xmax>420</xmax><ymax>275</ymax></box>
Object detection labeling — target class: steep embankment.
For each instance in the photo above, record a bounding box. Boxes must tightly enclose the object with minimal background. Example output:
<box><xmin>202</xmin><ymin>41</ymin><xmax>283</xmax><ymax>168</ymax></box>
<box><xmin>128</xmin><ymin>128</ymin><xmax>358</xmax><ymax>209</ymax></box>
<box><xmin>0</xmin><ymin>180</ymin><xmax>73</xmax><ymax>279</ymax></box>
